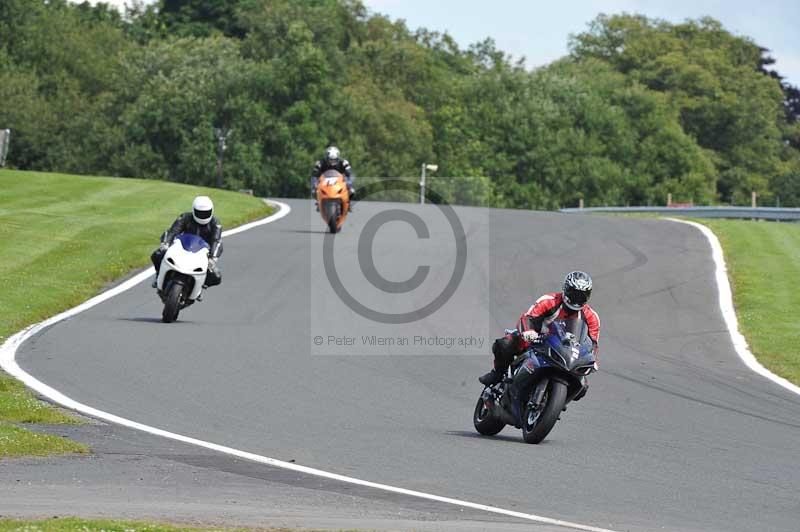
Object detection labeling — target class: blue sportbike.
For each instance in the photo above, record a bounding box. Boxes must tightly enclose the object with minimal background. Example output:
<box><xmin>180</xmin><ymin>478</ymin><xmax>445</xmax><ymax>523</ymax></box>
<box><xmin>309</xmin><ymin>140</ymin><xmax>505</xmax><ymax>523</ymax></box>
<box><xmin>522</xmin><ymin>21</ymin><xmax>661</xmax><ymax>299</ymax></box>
<box><xmin>473</xmin><ymin>317</ymin><xmax>597</xmax><ymax>443</ymax></box>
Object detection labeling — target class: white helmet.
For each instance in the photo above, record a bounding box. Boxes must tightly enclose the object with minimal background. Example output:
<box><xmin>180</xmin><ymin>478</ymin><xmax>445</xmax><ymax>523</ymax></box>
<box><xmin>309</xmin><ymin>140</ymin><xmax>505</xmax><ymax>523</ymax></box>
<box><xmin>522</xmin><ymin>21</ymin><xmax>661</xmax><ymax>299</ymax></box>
<box><xmin>325</xmin><ymin>146</ymin><xmax>340</xmax><ymax>166</ymax></box>
<box><xmin>192</xmin><ymin>195</ymin><xmax>214</xmax><ymax>225</ymax></box>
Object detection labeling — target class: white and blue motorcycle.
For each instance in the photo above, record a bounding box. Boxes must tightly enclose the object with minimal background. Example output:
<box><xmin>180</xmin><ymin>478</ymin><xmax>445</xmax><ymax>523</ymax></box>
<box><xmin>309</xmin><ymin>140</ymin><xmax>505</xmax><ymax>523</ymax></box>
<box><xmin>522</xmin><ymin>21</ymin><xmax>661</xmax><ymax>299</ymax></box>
<box><xmin>156</xmin><ymin>233</ymin><xmax>209</xmax><ymax>323</ymax></box>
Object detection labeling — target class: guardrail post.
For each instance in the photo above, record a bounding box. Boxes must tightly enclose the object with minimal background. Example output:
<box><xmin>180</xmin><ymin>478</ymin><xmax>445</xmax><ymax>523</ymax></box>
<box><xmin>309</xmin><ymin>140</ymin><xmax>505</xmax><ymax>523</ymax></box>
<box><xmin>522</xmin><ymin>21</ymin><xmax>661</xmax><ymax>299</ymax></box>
<box><xmin>667</xmin><ymin>193</ymin><xmax>672</xmax><ymax>207</ymax></box>
<box><xmin>579</xmin><ymin>198</ymin><xmax>584</xmax><ymax>209</ymax></box>
<box><xmin>751</xmin><ymin>191</ymin><xmax>757</xmax><ymax>208</ymax></box>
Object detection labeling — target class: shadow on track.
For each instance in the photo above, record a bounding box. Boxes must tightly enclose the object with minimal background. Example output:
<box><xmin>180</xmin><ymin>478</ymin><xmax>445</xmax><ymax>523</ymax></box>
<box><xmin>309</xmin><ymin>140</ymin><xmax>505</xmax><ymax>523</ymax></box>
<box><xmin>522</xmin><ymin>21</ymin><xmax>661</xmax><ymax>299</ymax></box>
<box><xmin>444</xmin><ymin>430</ymin><xmax>535</xmax><ymax>445</ymax></box>
<box><xmin>281</xmin><ymin>229</ymin><xmax>326</xmax><ymax>234</ymax></box>
<box><xmin>117</xmin><ymin>317</ymin><xmax>193</xmax><ymax>324</ymax></box>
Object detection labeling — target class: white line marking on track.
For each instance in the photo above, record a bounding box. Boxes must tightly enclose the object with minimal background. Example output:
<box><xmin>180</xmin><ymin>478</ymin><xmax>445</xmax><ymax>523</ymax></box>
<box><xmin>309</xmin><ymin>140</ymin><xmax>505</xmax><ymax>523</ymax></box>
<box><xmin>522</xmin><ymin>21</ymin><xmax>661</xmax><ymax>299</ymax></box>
<box><xmin>666</xmin><ymin>218</ymin><xmax>800</xmax><ymax>397</ymax></box>
<box><xmin>1</xmin><ymin>199</ymin><xmax>620</xmax><ymax>532</ymax></box>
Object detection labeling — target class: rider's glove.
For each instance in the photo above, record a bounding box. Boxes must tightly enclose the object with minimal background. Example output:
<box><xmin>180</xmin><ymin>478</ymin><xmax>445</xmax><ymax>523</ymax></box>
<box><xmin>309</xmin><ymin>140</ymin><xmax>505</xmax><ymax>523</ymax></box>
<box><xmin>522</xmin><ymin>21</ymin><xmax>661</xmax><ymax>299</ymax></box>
<box><xmin>208</xmin><ymin>257</ymin><xmax>218</xmax><ymax>270</ymax></box>
<box><xmin>159</xmin><ymin>242</ymin><xmax>169</xmax><ymax>252</ymax></box>
<box><xmin>521</xmin><ymin>330</ymin><xmax>539</xmax><ymax>343</ymax></box>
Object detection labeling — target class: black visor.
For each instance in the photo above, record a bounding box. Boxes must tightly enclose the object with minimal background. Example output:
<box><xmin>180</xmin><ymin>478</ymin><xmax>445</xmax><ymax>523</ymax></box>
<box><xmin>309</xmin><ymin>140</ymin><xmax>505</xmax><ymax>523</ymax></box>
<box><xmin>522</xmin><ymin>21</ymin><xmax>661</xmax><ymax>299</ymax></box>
<box><xmin>564</xmin><ymin>285</ymin><xmax>590</xmax><ymax>307</ymax></box>
<box><xmin>194</xmin><ymin>208</ymin><xmax>212</xmax><ymax>220</ymax></box>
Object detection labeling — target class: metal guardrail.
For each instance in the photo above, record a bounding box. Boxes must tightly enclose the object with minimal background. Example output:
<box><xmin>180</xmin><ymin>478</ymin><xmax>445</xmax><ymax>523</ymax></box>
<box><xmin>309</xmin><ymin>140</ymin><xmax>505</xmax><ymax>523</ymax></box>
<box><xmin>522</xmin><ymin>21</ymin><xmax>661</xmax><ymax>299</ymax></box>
<box><xmin>559</xmin><ymin>206</ymin><xmax>800</xmax><ymax>221</ymax></box>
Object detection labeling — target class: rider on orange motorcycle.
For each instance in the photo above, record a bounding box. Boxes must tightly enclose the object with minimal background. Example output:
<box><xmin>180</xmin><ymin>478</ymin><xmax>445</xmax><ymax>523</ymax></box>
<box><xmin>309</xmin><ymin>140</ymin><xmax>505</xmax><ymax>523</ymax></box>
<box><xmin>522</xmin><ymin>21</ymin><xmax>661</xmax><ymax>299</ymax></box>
<box><xmin>311</xmin><ymin>146</ymin><xmax>355</xmax><ymax>206</ymax></box>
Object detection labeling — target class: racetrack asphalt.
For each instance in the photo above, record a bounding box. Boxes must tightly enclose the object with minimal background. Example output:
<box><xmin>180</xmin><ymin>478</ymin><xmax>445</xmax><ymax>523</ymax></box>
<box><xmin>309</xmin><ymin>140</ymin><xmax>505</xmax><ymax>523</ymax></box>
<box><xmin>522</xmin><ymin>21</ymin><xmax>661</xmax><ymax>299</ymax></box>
<box><xmin>6</xmin><ymin>199</ymin><xmax>800</xmax><ymax>532</ymax></box>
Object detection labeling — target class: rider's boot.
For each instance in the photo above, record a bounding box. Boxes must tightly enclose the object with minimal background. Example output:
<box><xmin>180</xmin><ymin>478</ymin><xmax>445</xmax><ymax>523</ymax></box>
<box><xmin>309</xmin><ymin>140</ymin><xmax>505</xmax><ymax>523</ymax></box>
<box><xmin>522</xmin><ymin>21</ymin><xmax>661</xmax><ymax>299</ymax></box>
<box><xmin>479</xmin><ymin>368</ymin><xmax>503</xmax><ymax>386</ymax></box>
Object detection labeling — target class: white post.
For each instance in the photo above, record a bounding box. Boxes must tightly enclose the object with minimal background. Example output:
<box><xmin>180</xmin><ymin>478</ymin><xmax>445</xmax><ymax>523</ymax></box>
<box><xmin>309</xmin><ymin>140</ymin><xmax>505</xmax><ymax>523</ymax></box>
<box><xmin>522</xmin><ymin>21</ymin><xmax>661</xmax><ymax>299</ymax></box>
<box><xmin>213</xmin><ymin>127</ymin><xmax>232</xmax><ymax>189</ymax></box>
<box><xmin>420</xmin><ymin>163</ymin><xmax>426</xmax><ymax>204</ymax></box>
<box><xmin>579</xmin><ymin>198</ymin><xmax>584</xmax><ymax>210</ymax></box>
<box><xmin>751</xmin><ymin>191</ymin><xmax>757</xmax><ymax>208</ymax></box>
<box><xmin>0</xmin><ymin>129</ymin><xmax>10</xmax><ymax>167</ymax></box>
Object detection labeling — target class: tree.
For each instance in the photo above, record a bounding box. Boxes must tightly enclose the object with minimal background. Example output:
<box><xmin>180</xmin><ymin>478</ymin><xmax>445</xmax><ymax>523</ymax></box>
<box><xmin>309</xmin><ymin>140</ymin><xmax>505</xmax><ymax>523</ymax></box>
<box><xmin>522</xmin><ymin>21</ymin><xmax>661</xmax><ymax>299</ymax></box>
<box><xmin>570</xmin><ymin>14</ymin><xmax>789</xmax><ymax>204</ymax></box>
<box><xmin>2</xmin><ymin>3</ymin><xmax>798</xmax><ymax>207</ymax></box>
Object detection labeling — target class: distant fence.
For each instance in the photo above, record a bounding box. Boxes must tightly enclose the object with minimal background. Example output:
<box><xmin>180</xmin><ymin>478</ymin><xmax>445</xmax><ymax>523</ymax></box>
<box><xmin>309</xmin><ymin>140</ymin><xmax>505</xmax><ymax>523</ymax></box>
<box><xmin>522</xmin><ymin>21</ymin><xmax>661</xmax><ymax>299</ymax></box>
<box><xmin>559</xmin><ymin>206</ymin><xmax>800</xmax><ymax>222</ymax></box>
<box><xmin>0</xmin><ymin>129</ymin><xmax>9</xmax><ymax>167</ymax></box>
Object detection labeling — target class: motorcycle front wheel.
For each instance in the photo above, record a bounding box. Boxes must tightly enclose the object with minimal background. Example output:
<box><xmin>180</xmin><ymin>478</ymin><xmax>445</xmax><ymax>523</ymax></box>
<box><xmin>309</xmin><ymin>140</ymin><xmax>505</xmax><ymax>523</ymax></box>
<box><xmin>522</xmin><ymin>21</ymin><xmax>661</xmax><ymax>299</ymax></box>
<box><xmin>162</xmin><ymin>282</ymin><xmax>183</xmax><ymax>323</ymax></box>
<box><xmin>522</xmin><ymin>379</ymin><xmax>567</xmax><ymax>444</ymax></box>
<box><xmin>325</xmin><ymin>201</ymin><xmax>340</xmax><ymax>234</ymax></box>
<box><xmin>473</xmin><ymin>395</ymin><xmax>505</xmax><ymax>436</ymax></box>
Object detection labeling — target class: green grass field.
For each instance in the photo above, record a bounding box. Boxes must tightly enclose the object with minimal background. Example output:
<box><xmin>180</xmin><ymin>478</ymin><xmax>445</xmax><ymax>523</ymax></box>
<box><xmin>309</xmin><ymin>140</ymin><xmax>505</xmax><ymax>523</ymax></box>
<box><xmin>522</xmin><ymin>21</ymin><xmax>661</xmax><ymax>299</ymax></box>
<box><xmin>699</xmin><ymin>219</ymin><xmax>800</xmax><ymax>385</ymax></box>
<box><xmin>0</xmin><ymin>169</ymin><xmax>273</xmax><ymax>457</ymax></box>
<box><xmin>0</xmin><ymin>519</ymin><xmax>357</xmax><ymax>532</ymax></box>
<box><xmin>0</xmin><ymin>518</ymin><xmax>301</xmax><ymax>532</ymax></box>
<box><xmin>0</xmin><ymin>423</ymin><xmax>87</xmax><ymax>457</ymax></box>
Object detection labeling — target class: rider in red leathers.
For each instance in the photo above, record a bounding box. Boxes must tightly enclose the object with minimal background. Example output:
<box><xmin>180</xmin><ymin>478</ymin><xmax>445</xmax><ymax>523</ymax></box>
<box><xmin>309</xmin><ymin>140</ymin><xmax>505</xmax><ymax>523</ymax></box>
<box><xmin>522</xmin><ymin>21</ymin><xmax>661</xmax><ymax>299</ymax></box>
<box><xmin>479</xmin><ymin>271</ymin><xmax>599</xmax><ymax>395</ymax></box>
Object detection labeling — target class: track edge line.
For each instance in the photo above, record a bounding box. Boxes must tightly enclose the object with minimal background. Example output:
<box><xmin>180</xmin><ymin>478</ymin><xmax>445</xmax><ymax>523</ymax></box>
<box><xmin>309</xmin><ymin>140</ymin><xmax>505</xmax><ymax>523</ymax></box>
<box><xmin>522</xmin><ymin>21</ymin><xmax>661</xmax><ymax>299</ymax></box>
<box><xmin>665</xmin><ymin>217</ymin><xmax>800</xmax><ymax>397</ymax></box>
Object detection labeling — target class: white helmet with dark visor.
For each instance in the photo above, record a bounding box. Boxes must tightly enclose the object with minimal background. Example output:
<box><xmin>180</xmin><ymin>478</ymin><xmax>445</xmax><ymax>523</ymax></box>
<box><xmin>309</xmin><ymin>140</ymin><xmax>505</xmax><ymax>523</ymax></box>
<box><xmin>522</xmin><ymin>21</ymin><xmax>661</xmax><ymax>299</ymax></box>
<box><xmin>192</xmin><ymin>196</ymin><xmax>214</xmax><ymax>225</ymax></box>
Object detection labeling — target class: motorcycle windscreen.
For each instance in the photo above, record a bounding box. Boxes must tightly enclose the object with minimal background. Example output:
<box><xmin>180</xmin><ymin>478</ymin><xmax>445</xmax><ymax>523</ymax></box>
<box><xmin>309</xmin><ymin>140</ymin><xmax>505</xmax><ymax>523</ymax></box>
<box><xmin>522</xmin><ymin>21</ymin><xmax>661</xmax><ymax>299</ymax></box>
<box><xmin>565</xmin><ymin>317</ymin><xmax>596</xmax><ymax>362</ymax></box>
<box><xmin>322</xmin><ymin>169</ymin><xmax>343</xmax><ymax>179</ymax></box>
<box><xmin>547</xmin><ymin>318</ymin><xmax>595</xmax><ymax>368</ymax></box>
<box><xmin>177</xmin><ymin>233</ymin><xmax>209</xmax><ymax>252</ymax></box>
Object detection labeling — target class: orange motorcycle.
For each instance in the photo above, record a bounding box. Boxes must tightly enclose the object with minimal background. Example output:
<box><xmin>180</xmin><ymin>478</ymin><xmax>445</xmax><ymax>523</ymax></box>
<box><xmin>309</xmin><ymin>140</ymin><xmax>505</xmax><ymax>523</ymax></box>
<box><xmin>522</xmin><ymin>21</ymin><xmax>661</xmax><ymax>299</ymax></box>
<box><xmin>316</xmin><ymin>169</ymin><xmax>350</xmax><ymax>233</ymax></box>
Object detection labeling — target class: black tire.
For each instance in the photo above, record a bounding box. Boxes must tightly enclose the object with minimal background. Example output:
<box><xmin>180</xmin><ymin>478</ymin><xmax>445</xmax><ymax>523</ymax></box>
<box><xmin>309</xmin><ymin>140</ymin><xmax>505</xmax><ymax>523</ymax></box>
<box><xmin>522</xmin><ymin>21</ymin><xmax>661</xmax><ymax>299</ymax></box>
<box><xmin>162</xmin><ymin>282</ymin><xmax>183</xmax><ymax>323</ymax></box>
<box><xmin>522</xmin><ymin>379</ymin><xmax>567</xmax><ymax>444</ymax></box>
<box><xmin>325</xmin><ymin>201</ymin><xmax>340</xmax><ymax>234</ymax></box>
<box><xmin>473</xmin><ymin>396</ymin><xmax>505</xmax><ymax>436</ymax></box>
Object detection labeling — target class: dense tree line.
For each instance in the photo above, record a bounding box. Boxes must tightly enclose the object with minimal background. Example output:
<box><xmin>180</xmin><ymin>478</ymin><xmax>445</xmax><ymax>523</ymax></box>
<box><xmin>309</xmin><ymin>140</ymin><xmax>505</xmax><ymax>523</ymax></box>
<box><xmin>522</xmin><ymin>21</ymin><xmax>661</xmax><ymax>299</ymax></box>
<box><xmin>1</xmin><ymin>1</ymin><xmax>798</xmax><ymax>207</ymax></box>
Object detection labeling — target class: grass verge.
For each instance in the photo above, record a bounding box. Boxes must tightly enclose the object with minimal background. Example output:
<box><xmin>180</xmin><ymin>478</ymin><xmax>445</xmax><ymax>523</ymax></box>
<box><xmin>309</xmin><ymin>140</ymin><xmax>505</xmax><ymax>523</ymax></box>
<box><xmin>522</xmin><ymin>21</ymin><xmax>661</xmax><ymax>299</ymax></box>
<box><xmin>0</xmin><ymin>424</ymin><xmax>88</xmax><ymax>457</ymax></box>
<box><xmin>697</xmin><ymin>219</ymin><xmax>800</xmax><ymax>385</ymax></box>
<box><xmin>0</xmin><ymin>518</ymin><xmax>355</xmax><ymax>532</ymax></box>
<box><xmin>0</xmin><ymin>169</ymin><xmax>274</xmax><ymax>457</ymax></box>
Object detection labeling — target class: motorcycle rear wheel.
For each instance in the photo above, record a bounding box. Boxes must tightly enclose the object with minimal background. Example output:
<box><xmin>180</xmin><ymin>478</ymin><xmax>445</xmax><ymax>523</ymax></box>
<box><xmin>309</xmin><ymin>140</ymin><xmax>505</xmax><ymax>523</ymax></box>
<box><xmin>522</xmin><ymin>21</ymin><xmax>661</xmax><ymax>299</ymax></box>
<box><xmin>473</xmin><ymin>396</ymin><xmax>505</xmax><ymax>436</ymax></box>
<box><xmin>162</xmin><ymin>282</ymin><xmax>183</xmax><ymax>323</ymax></box>
<box><xmin>522</xmin><ymin>379</ymin><xmax>567</xmax><ymax>444</ymax></box>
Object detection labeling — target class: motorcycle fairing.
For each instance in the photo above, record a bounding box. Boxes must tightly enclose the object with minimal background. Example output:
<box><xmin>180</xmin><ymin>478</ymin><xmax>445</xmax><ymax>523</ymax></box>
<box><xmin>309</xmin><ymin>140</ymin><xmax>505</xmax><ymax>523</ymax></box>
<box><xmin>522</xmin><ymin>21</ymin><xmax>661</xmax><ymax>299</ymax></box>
<box><xmin>157</xmin><ymin>233</ymin><xmax>209</xmax><ymax>301</ymax></box>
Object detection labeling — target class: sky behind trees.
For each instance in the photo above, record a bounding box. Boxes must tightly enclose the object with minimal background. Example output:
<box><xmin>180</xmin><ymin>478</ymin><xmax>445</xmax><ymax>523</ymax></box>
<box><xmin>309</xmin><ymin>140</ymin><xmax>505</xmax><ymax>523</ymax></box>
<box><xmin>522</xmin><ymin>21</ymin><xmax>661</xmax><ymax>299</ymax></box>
<box><xmin>361</xmin><ymin>0</ymin><xmax>800</xmax><ymax>86</ymax></box>
<box><xmin>82</xmin><ymin>0</ymin><xmax>800</xmax><ymax>85</ymax></box>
